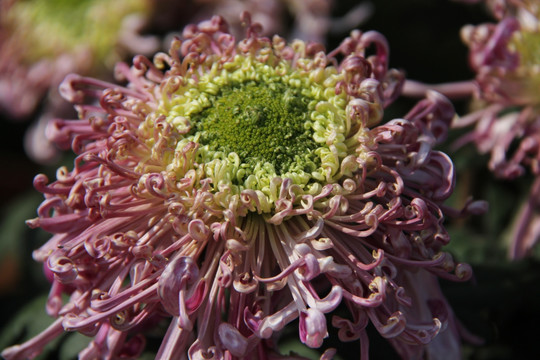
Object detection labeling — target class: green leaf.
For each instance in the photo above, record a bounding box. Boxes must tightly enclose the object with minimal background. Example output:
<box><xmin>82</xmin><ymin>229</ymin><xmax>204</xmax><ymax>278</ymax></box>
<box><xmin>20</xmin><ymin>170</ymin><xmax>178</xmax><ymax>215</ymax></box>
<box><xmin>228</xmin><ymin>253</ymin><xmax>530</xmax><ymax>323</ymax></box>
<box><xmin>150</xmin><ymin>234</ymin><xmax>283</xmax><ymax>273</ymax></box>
<box><xmin>59</xmin><ymin>332</ymin><xmax>89</xmax><ymax>360</ymax></box>
<box><xmin>0</xmin><ymin>294</ymin><xmax>63</xmax><ymax>359</ymax></box>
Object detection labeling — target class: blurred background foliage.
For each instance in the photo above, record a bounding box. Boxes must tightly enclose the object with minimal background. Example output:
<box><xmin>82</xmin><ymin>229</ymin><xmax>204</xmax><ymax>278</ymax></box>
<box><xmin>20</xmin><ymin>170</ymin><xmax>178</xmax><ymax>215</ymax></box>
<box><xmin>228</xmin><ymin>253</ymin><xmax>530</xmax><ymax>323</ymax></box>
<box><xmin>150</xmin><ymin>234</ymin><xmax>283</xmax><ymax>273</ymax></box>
<box><xmin>1</xmin><ymin>0</ymin><xmax>539</xmax><ymax>359</ymax></box>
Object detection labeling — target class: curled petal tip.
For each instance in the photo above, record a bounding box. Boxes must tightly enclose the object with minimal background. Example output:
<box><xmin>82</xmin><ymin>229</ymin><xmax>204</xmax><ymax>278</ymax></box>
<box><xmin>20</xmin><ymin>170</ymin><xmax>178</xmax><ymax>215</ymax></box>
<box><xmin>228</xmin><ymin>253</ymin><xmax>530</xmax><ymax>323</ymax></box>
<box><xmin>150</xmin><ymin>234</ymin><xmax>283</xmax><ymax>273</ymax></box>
<box><xmin>300</xmin><ymin>309</ymin><xmax>328</xmax><ymax>348</ymax></box>
<box><xmin>218</xmin><ymin>323</ymin><xmax>249</xmax><ymax>357</ymax></box>
<box><xmin>466</xmin><ymin>200</ymin><xmax>489</xmax><ymax>215</ymax></box>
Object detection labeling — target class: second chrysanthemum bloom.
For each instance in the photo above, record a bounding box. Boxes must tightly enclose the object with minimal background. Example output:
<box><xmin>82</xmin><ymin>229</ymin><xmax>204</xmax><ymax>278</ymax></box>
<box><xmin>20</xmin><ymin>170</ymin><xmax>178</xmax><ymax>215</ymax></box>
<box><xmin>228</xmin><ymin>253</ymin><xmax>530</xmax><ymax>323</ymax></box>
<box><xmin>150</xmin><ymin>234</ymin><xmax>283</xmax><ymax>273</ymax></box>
<box><xmin>457</xmin><ymin>0</ymin><xmax>540</xmax><ymax>259</ymax></box>
<box><xmin>3</xmin><ymin>13</ymin><xmax>483</xmax><ymax>360</ymax></box>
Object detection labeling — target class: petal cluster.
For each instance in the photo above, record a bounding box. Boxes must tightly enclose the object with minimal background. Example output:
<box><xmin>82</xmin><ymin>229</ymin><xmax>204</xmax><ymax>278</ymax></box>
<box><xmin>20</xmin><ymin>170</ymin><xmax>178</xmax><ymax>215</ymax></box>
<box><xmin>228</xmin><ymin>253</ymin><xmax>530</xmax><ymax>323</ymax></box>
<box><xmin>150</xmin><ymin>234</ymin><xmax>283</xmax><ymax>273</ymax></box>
<box><xmin>458</xmin><ymin>0</ymin><xmax>540</xmax><ymax>258</ymax></box>
<box><xmin>3</xmin><ymin>14</ymin><xmax>476</xmax><ymax>360</ymax></box>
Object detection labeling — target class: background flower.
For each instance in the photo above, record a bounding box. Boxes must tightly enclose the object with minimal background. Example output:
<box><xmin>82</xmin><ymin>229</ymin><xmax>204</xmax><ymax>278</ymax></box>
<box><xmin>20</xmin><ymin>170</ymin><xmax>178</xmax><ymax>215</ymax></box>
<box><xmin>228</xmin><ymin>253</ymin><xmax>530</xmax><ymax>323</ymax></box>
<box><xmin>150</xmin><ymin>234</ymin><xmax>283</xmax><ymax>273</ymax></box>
<box><xmin>455</xmin><ymin>0</ymin><xmax>540</xmax><ymax>259</ymax></box>
<box><xmin>401</xmin><ymin>0</ymin><xmax>540</xmax><ymax>261</ymax></box>
<box><xmin>0</xmin><ymin>0</ymin><xmax>161</xmax><ymax>165</ymax></box>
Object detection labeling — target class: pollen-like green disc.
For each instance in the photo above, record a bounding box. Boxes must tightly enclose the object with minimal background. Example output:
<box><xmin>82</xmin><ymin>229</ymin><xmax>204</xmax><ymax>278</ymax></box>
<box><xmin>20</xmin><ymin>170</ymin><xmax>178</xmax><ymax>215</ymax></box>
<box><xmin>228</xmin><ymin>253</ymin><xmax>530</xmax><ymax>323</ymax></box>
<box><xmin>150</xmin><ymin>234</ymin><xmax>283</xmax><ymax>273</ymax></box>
<box><xmin>189</xmin><ymin>81</ymin><xmax>320</xmax><ymax>175</ymax></box>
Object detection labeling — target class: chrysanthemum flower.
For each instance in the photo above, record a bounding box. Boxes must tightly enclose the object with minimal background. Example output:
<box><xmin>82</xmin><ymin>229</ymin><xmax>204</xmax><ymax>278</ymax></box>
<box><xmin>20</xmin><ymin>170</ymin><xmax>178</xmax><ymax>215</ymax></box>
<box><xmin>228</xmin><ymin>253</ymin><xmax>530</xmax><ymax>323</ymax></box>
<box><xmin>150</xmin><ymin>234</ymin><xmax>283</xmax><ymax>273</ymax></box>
<box><xmin>0</xmin><ymin>0</ymin><xmax>157</xmax><ymax>119</ymax></box>
<box><xmin>403</xmin><ymin>0</ymin><xmax>540</xmax><ymax>259</ymax></box>
<box><xmin>2</xmin><ymin>14</ymin><xmax>482</xmax><ymax>360</ymax></box>
<box><xmin>1</xmin><ymin>0</ymin><xmax>160</xmax><ymax>165</ymax></box>
<box><xmin>434</xmin><ymin>0</ymin><xmax>540</xmax><ymax>259</ymax></box>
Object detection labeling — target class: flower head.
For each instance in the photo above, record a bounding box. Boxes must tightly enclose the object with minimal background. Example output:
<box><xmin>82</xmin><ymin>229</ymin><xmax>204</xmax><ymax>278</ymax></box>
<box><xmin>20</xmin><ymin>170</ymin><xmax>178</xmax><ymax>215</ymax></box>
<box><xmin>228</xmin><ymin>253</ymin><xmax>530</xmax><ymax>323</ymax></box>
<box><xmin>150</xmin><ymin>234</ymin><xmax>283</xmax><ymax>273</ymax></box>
<box><xmin>2</xmin><ymin>14</ymin><xmax>478</xmax><ymax>360</ymax></box>
<box><xmin>0</xmin><ymin>0</ymin><xmax>156</xmax><ymax>119</ymax></box>
<box><xmin>455</xmin><ymin>0</ymin><xmax>540</xmax><ymax>258</ymax></box>
<box><xmin>1</xmin><ymin>0</ymin><xmax>161</xmax><ymax>165</ymax></box>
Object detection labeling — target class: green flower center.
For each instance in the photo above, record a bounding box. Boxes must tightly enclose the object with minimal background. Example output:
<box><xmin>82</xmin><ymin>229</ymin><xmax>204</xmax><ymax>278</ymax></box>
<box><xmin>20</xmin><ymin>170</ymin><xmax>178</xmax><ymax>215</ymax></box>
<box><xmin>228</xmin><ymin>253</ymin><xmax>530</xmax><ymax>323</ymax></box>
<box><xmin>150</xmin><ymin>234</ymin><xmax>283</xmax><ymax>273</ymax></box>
<box><xmin>151</xmin><ymin>53</ymin><xmax>361</xmax><ymax>207</ymax></box>
<box><xmin>189</xmin><ymin>81</ymin><xmax>320</xmax><ymax>175</ymax></box>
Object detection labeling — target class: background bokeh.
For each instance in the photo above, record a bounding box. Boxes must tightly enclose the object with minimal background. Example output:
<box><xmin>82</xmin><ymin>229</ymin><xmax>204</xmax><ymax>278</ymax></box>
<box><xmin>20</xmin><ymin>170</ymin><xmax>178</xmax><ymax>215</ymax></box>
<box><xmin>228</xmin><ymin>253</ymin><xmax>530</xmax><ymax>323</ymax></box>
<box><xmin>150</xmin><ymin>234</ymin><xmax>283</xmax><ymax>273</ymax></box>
<box><xmin>1</xmin><ymin>0</ymin><xmax>539</xmax><ymax>359</ymax></box>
